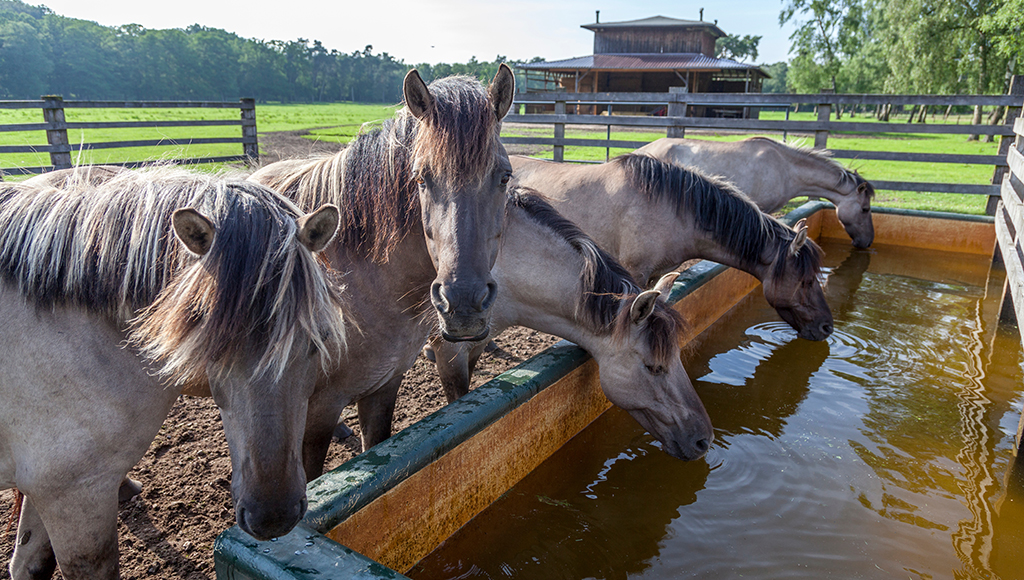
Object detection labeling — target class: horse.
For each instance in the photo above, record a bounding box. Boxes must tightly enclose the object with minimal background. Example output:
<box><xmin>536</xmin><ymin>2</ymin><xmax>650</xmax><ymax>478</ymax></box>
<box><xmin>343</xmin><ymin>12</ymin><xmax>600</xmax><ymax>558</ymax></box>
<box><xmin>635</xmin><ymin>136</ymin><xmax>875</xmax><ymax>248</ymax></box>
<box><xmin>509</xmin><ymin>153</ymin><xmax>833</xmax><ymax>342</ymax></box>
<box><xmin>248</xmin><ymin>67</ymin><xmax>517</xmax><ymax>475</ymax></box>
<box><xmin>255</xmin><ymin>66</ymin><xmax>514</xmax><ymax>343</ymax></box>
<box><xmin>0</xmin><ymin>165</ymin><xmax>346</xmax><ymax>579</ymax></box>
<box><xmin>430</xmin><ymin>189</ymin><xmax>713</xmax><ymax>460</ymax></box>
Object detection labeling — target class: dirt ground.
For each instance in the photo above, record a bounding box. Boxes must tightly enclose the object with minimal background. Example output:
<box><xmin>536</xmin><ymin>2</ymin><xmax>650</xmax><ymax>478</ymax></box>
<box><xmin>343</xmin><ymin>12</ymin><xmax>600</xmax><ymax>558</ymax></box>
<box><xmin>0</xmin><ymin>131</ymin><xmax>560</xmax><ymax>580</ymax></box>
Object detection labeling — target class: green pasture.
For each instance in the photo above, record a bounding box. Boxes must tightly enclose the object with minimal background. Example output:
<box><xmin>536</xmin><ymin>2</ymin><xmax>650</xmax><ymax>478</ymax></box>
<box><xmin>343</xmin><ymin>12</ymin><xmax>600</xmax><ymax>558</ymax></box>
<box><xmin>0</xmin><ymin>101</ymin><xmax>1007</xmax><ymax>216</ymax></box>
<box><xmin>0</xmin><ymin>102</ymin><xmax>398</xmax><ymax>176</ymax></box>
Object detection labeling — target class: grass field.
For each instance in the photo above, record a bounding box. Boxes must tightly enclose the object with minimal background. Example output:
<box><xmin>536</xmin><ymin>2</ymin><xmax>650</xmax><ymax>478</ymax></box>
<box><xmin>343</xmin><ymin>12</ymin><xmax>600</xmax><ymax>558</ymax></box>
<box><xmin>0</xmin><ymin>102</ymin><xmax>1008</xmax><ymax>215</ymax></box>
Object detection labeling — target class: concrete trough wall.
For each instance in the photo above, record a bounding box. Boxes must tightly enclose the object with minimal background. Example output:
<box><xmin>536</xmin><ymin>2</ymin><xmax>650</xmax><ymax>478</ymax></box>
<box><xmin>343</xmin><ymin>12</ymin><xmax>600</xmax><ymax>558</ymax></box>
<box><xmin>214</xmin><ymin>202</ymin><xmax>996</xmax><ymax>580</ymax></box>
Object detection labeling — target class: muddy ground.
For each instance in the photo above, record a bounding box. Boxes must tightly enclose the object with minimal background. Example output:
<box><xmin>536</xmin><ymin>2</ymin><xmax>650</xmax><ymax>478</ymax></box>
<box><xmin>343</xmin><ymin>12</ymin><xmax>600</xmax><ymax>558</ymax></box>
<box><xmin>0</xmin><ymin>130</ymin><xmax>559</xmax><ymax>580</ymax></box>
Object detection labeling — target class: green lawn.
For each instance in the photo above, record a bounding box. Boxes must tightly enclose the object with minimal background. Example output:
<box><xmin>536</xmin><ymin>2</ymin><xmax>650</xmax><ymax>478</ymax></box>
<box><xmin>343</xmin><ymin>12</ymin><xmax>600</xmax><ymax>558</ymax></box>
<box><xmin>1</xmin><ymin>101</ymin><xmax>1008</xmax><ymax>216</ymax></box>
<box><xmin>0</xmin><ymin>102</ymin><xmax>399</xmax><ymax>177</ymax></box>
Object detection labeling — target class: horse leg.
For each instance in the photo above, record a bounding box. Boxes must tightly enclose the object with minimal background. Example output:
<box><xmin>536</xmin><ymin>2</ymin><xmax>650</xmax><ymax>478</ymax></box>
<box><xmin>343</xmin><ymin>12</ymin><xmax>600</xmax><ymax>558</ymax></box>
<box><xmin>8</xmin><ymin>496</ymin><xmax>56</xmax><ymax>580</ymax></box>
<box><xmin>117</xmin><ymin>477</ymin><xmax>143</xmax><ymax>503</ymax></box>
<box><xmin>29</xmin><ymin>485</ymin><xmax>120</xmax><ymax>580</ymax></box>
<box><xmin>303</xmin><ymin>387</ymin><xmax>348</xmax><ymax>481</ymax></box>
<box><xmin>356</xmin><ymin>375</ymin><xmax>404</xmax><ymax>451</ymax></box>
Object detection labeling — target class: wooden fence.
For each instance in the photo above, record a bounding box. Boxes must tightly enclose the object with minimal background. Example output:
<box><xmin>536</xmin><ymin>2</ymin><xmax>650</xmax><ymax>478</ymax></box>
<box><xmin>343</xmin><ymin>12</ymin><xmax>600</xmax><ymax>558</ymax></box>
<box><xmin>992</xmin><ymin>92</ymin><xmax>1024</xmax><ymax>454</ymax></box>
<box><xmin>503</xmin><ymin>78</ymin><xmax>1024</xmax><ymax>214</ymax></box>
<box><xmin>0</xmin><ymin>96</ymin><xmax>258</xmax><ymax>178</ymax></box>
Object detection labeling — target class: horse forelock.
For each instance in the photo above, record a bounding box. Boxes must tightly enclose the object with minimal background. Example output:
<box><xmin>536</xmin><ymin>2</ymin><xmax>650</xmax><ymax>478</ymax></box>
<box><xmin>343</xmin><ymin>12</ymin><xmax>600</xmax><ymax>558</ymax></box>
<box><xmin>769</xmin><ymin>226</ymin><xmax>825</xmax><ymax>286</ymax></box>
<box><xmin>618</xmin><ymin>153</ymin><xmax>773</xmax><ymax>271</ymax></box>
<box><xmin>612</xmin><ymin>299</ymin><xmax>686</xmax><ymax>368</ymax></box>
<box><xmin>0</xmin><ymin>166</ymin><xmax>344</xmax><ymax>387</ymax></box>
<box><xmin>408</xmin><ymin>75</ymin><xmax>501</xmax><ymax>189</ymax></box>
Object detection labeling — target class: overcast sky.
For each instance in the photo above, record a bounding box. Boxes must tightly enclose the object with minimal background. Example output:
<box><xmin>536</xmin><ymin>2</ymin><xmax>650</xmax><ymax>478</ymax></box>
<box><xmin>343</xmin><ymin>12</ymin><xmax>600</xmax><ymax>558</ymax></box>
<box><xmin>34</xmin><ymin>0</ymin><xmax>798</xmax><ymax>65</ymax></box>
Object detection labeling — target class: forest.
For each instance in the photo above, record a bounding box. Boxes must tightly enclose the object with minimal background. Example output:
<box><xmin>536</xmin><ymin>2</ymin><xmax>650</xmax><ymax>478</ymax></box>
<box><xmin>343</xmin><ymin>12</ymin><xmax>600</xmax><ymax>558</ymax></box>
<box><xmin>0</xmin><ymin>0</ymin><xmax>1021</xmax><ymax>102</ymax></box>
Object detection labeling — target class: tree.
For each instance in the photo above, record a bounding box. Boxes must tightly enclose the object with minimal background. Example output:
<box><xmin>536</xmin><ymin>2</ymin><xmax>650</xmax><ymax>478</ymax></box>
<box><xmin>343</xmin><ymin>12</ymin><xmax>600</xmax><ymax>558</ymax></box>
<box><xmin>780</xmin><ymin>0</ymin><xmax>865</xmax><ymax>93</ymax></box>
<box><xmin>760</xmin><ymin>62</ymin><xmax>789</xmax><ymax>93</ymax></box>
<box><xmin>0</xmin><ymin>19</ymin><xmax>51</xmax><ymax>97</ymax></box>
<box><xmin>715</xmin><ymin>34</ymin><xmax>761</xmax><ymax>63</ymax></box>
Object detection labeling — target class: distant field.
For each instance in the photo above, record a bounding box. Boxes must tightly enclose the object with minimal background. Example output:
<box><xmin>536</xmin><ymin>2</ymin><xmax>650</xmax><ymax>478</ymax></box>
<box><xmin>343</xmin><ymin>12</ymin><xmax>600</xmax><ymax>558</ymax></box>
<box><xmin>0</xmin><ymin>102</ymin><xmax>399</xmax><ymax>176</ymax></box>
<box><xmin>0</xmin><ymin>101</ymin><xmax>1007</xmax><ymax>215</ymax></box>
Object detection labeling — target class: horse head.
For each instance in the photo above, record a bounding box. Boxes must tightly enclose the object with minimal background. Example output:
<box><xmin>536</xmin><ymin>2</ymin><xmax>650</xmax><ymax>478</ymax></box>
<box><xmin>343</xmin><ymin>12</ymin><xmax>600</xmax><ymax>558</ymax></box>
<box><xmin>760</xmin><ymin>218</ymin><xmax>834</xmax><ymax>341</ymax></box>
<box><xmin>403</xmin><ymin>64</ymin><xmax>515</xmax><ymax>342</ymax></box>
<box><xmin>597</xmin><ymin>273</ymin><xmax>714</xmax><ymax>461</ymax></box>
<box><xmin>138</xmin><ymin>192</ymin><xmax>345</xmax><ymax>541</ymax></box>
<box><xmin>834</xmin><ymin>171</ymin><xmax>875</xmax><ymax>248</ymax></box>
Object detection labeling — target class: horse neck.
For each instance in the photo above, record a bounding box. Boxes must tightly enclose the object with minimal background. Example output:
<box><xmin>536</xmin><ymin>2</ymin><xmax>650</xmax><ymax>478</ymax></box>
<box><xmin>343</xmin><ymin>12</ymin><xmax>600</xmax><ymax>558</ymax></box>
<box><xmin>491</xmin><ymin>210</ymin><xmax>613</xmax><ymax>351</ymax></box>
<box><xmin>770</xmin><ymin>141</ymin><xmax>853</xmax><ymax>203</ymax></box>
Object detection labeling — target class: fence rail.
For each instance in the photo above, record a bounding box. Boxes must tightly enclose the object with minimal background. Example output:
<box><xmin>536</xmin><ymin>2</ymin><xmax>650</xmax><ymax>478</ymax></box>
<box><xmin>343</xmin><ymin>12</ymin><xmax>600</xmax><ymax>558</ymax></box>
<box><xmin>502</xmin><ymin>78</ymin><xmax>1024</xmax><ymax>212</ymax></box>
<box><xmin>0</xmin><ymin>96</ymin><xmax>258</xmax><ymax>178</ymax></box>
<box><xmin>992</xmin><ymin>88</ymin><xmax>1024</xmax><ymax>454</ymax></box>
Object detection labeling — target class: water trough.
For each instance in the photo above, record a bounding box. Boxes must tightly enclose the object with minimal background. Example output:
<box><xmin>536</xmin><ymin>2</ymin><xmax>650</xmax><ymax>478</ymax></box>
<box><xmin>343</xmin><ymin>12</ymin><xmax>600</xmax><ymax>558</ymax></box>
<box><xmin>213</xmin><ymin>201</ymin><xmax>1003</xmax><ymax>580</ymax></box>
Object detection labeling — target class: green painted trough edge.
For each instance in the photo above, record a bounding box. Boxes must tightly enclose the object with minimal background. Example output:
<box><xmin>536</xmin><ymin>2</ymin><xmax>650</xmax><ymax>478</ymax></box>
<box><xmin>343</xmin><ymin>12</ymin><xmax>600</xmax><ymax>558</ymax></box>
<box><xmin>218</xmin><ymin>201</ymin><xmax>984</xmax><ymax>579</ymax></box>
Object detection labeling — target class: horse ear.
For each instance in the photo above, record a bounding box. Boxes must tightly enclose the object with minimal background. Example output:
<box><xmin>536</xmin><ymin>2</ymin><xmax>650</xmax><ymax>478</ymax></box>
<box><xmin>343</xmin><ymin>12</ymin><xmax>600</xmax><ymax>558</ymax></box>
<box><xmin>651</xmin><ymin>272</ymin><xmax>680</xmax><ymax>301</ymax></box>
<box><xmin>172</xmin><ymin>208</ymin><xmax>216</xmax><ymax>256</ymax></box>
<box><xmin>404</xmin><ymin>69</ymin><xmax>433</xmax><ymax>121</ymax></box>
<box><xmin>790</xmin><ymin>218</ymin><xmax>808</xmax><ymax>257</ymax></box>
<box><xmin>297</xmin><ymin>204</ymin><xmax>340</xmax><ymax>253</ymax></box>
<box><xmin>630</xmin><ymin>290</ymin><xmax>660</xmax><ymax>325</ymax></box>
<box><xmin>489</xmin><ymin>63</ymin><xmax>516</xmax><ymax>121</ymax></box>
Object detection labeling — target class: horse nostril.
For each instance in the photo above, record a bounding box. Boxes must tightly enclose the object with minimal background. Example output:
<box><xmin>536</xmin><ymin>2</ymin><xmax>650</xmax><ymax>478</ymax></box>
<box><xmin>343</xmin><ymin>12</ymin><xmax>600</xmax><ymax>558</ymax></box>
<box><xmin>478</xmin><ymin>282</ymin><xmax>498</xmax><ymax>311</ymax></box>
<box><xmin>430</xmin><ymin>282</ymin><xmax>451</xmax><ymax>313</ymax></box>
<box><xmin>694</xmin><ymin>438</ymin><xmax>710</xmax><ymax>454</ymax></box>
<box><xmin>821</xmin><ymin>322</ymin><xmax>834</xmax><ymax>337</ymax></box>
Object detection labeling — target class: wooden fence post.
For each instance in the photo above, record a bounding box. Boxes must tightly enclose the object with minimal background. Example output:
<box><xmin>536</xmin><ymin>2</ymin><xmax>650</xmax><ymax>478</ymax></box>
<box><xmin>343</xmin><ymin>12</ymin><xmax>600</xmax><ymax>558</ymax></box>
<box><xmin>41</xmin><ymin>95</ymin><xmax>72</xmax><ymax>170</ymax></box>
<box><xmin>553</xmin><ymin>99</ymin><xmax>565</xmax><ymax>163</ymax></box>
<box><xmin>987</xmin><ymin>75</ymin><xmax>1024</xmax><ymax>215</ymax></box>
<box><xmin>667</xmin><ymin>87</ymin><xmax>687</xmax><ymax>138</ymax></box>
<box><xmin>814</xmin><ymin>89</ymin><xmax>833</xmax><ymax>150</ymax></box>
<box><xmin>240</xmin><ymin>98</ymin><xmax>259</xmax><ymax>166</ymax></box>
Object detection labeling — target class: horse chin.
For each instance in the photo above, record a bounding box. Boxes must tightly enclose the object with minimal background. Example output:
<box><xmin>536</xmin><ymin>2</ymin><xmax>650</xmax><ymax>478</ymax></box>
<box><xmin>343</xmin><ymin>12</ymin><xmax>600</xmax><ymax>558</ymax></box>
<box><xmin>440</xmin><ymin>326</ymin><xmax>491</xmax><ymax>343</ymax></box>
<box><xmin>626</xmin><ymin>408</ymin><xmax>712</xmax><ymax>462</ymax></box>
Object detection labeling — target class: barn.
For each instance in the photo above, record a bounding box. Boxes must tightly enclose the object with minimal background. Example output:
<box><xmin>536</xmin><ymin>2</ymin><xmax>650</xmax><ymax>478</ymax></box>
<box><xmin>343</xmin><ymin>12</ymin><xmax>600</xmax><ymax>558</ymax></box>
<box><xmin>516</xmin><ymin>14</ymin><xmax>768</xmax><ymax>116</ymax></box>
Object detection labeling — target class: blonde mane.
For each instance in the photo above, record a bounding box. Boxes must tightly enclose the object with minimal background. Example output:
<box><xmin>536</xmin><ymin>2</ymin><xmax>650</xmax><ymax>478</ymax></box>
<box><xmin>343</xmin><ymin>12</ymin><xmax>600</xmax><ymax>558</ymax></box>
<box><xmin>0</xmin><ymin>165</ymin><xmax>346</xmax><ymax>387</ymax></box>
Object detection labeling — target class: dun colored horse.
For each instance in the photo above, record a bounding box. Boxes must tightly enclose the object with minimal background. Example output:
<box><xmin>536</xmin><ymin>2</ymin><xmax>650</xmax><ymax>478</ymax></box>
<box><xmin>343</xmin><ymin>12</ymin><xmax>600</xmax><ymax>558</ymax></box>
<box><xmin>256</xmin><ymin>67</ymin><xmax>515</xmax><ymax>343</ymax></box>
<box><xmin>250</xmin><ymin>67</ymin><xmax>524</xmax><ymax>475</ymax></box>
<box><xmin>1</xmin><ymin>166</ymin><xmax>346</xmax><ymax>579</ymax></box>
<box><xmin>510</xmin><ymin>153</ymin><xmax>833</xmax><ymax>341</ymax></box>
<box><xmin>636</xmin><ymin>137</ymin><xmax>875</xmax><ymax>247</ymax></box>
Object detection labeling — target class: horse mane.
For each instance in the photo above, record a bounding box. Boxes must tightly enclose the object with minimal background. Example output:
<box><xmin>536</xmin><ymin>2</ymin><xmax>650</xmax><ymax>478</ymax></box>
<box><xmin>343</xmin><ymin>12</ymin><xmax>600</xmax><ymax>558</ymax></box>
<box><xmin>0</xmin><ymin>165</ymin><xmax>346</xmax><ymax>386</ymax></box>
<box><xmin>747</xmin><ymin>136</ymin><xmax>875</xmax><ymax>198</ymax></box>
<box><xmin>616</xmin><ymin>153</ymin><xmax>824</xmax><ymax>282</ymax></box>
<box><xmin>254</xmin><ymin>74</ymin><xmax>501</xmax><ymax>263</ymax></box>
<box><xmin>507</xmin><ymin>187</ymin><xmax>684</xmax><ymax>367</ymax></box>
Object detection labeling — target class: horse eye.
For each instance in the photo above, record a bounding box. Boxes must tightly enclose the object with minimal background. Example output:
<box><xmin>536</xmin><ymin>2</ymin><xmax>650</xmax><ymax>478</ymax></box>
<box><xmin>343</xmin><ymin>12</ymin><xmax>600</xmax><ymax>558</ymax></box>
<box><xmin>500</xmin><ymin>172</ymin><xmax>512</xmax><ymax>185</ymax></box>
<box><xmin>645</xmin><ymin>364</ymin><xmax>666</xmax><ymax>376</ymax></box>
<box><xmin>415</xmin><ymin>176</ymin><xmax>425</xmax><ymax>186</ymax></box>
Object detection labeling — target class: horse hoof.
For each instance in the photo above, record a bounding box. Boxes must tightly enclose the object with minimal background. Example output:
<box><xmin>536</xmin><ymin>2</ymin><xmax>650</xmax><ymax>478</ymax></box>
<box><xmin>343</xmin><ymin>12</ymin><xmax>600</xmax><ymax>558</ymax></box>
<box><xmin>422</xmin><ymin>345</ymin><xmax>436</xmax><ymax>362</ymax></box>
<box><xmin>119</xmin><ymin>478</ymin><xmax>143</xmax><ymax>503</ymax></box>
<box><xmin>483</xmin><ymin>340</ymin><xmax>498</xmax><ymax>353</ymax></box>
<box><xmin>333</xmin><ymin>421</ymin><xmax>354</xmax><ymax>440</ymax></box>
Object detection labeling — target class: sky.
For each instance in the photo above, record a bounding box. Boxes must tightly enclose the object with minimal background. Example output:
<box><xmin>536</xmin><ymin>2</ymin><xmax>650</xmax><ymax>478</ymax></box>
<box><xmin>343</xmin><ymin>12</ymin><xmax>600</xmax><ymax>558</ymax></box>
<box><xmin>32</xmin><ymin>0</ymin><xmax>799</xmax><ymax>66</ymax></box>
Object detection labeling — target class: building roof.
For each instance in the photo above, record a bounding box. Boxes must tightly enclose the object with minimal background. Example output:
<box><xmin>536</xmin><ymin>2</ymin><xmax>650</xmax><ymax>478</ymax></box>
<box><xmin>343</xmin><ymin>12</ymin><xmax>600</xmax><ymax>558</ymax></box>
<box><xmin>582</xmin><ymin>15</ymin><xmax>727</xmax><ymax>38</ymax></box>
<box><xmin>516</xmin><ymin>53</ymin><xmax>766</xmax><ymax>75</ymax></box>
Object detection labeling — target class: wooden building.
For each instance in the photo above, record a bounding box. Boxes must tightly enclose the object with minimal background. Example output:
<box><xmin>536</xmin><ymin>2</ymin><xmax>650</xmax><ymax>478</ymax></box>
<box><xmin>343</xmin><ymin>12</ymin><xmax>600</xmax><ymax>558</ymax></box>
<box><xmin>517</xmin><ymin>15</ymin><xmax>768</xmax><ymax>115</ymax></box>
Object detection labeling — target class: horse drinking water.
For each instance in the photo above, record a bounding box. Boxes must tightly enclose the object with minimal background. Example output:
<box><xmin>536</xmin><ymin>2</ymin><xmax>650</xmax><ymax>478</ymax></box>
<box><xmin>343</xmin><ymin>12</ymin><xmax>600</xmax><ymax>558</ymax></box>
<box><xmin>636</xmin><ymin>137</ymin><xmax>876</xmax><ymax>247</ymax></box>
<box><xmin>0</xmin><ymin>166</ymin><xmax>346</xmax><ymax>579</ymax></box>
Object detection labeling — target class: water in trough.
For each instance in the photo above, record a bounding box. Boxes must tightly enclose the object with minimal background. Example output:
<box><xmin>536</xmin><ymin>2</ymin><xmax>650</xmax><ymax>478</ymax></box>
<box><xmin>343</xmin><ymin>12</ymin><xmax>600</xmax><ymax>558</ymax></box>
<box><xmin>410</xmin><ymin>239</ymin><xmax>1024</xmax><ymax>579</ymax></box>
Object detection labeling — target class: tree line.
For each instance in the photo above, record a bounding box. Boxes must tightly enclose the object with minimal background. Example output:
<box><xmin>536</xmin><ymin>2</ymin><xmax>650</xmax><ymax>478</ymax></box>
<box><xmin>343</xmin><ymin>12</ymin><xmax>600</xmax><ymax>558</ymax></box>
<box><xmin>0</xmin><ymin>0</ymin><xmax>532</xmax><ymax>101</ymax></box>
<box><xmin>2</xmin><ymin>0</ymin><xmax>1020</xmax><ymax>104</ymax></box>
